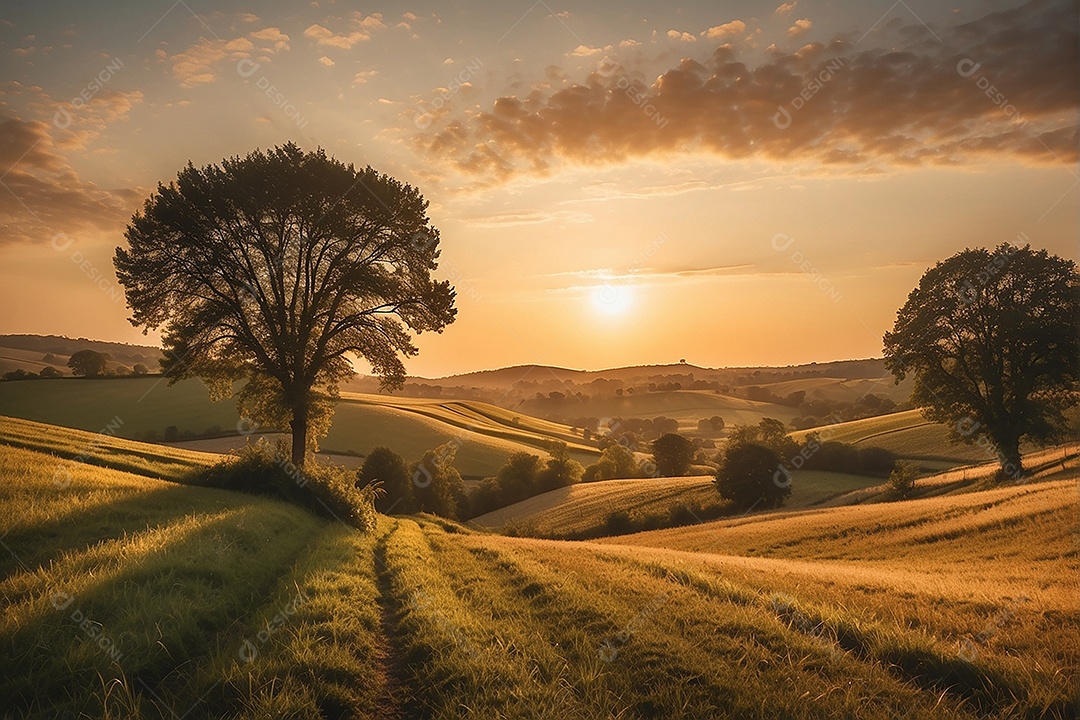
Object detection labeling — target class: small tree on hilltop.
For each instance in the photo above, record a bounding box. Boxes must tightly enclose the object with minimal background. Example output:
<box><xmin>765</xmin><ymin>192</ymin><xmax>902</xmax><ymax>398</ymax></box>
<box><xmin>884</xmin><ymin>244</ymin><xmax>1080</xmax><ymax>480</ymax></box>
<box><xmin>652</xmin><ymin>432</ymin><xmax>695</xmax><ymax>477</ymax></box>
<box><xmin>67</xmin><ymin>349</ymin><xmax>109</xmax><ymax>377</ymax></box>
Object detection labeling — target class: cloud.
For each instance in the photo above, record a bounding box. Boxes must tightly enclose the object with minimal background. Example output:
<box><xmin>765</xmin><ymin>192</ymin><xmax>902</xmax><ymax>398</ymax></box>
<box><xmin>0</xmin><ymin>118</ymin><xmax>138</xmax><ymax>245</ymax></box>
<box><xmin>248</xmin><ymin>27</ymin><xmax>290</xmax><ymax>51</ymax></box>
<box><xmin>303</xmin><ymin>24</ymin><xmax>367</xmax><ymax>49</ymax></box>
<box><xmin>461</xmin><ymin>209</ymin><xmax>594</xmax><ymax>227</ymax></box>
<box><xmin>304</xmin><ymin>12</ymin><xmax>385</xmax><ymax>49</ymax></box>
<box><xmin>619</xmin><ymin>39</ymin><xmax>641</xmax><ymax>48</ymax></box>
<box><xmin>569</xmin><ymin>44</ymin><xmax>605</xmax><ymax>57</ymax></box>
<box><xmin>353</xmin><ymin>70</ymin><xmax>378</xmax><ymax>85</ymax></box>
<box><xmin>411</xmin><ymin>0</ymin><xmax>1078</xmax><ymax>180</ymax></box>
<box><xmin>667</xmin><ymin>30</ymin><xmax>697</xmax><ymax>43</ymax></box>
<box><xmin>170</xmin><ymin>28</ymin><xmax>290</xmax><ymax>87</ymax></box>
<box><xmin>787</xmin><ymin>18</ymin><xmax>812</xmax><ymax>37</ymax></box>
<box><xmin>774</xmin><ymin>2</ymin><xmax>797</xmax><ymax>16</ymax></box>
<box><xmin>317</xmin><ymin>55</ymin><xmax>335</xmax><ymax>67</ymax></box>
<box><xmin>703</xmin><ymin>21</ymin><xmax>746</xmax><ymax>39</ymax></box>
<box><xmin>1</xmin><ymin>81</ymin><xmax>143</xmax><ymax>150</ymax></box>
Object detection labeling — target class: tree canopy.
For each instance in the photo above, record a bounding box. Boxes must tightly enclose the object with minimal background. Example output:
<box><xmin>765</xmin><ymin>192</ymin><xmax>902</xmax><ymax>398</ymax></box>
<box><xmin>115</xmin><ymin>143</ymin><xmax>456</xmax><ymax>466</ymax></box>
<box><xmin>651</xmin><ymin>432</ymin><xmax>695</xmax><ymax>477</ymax></box>
<box><xmin>67</xmin><ymin>349</ymin><xmax>109</xmax><ymax>377</ymax></box>
<box><xmin>883</xmin><ymin>244</ymin><xmax>1079</xmax><ymax>479</ymax></box>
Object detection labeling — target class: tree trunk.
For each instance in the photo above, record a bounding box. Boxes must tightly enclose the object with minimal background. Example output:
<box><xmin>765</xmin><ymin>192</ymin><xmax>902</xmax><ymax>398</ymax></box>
<box><xmin>290</xmin><ymin>411</ymin><xmax>308</xmax><ymax>468</ymax></box>
<box><xmin>997</xmin><ymin>436</ymin><xmax>1023</xmax><ymax>482</ymax></box>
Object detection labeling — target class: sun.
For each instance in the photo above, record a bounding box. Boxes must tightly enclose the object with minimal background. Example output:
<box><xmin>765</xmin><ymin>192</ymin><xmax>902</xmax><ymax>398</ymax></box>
<box><xmin>591</xmin><ymin>283</ymin><xmax>633</xmax><ymax>316</ymax></box>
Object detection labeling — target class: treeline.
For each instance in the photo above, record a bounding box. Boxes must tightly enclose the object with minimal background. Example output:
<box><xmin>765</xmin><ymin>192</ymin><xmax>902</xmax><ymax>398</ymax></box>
<box><xmin>740</xmin><ymin>387</ymin><xmax>904</xmax><ymax>429</ymax></box>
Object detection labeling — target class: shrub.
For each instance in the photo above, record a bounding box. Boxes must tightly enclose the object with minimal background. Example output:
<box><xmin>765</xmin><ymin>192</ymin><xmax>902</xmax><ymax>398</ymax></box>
<box><xmin>889</xmin><ymin>460</ymin><xmax>920</xmax><ymax>499</ymax></box>
<box><xmin>358</xmin><ymin>446</ymin><xmax>413</xmax><ymax>514</ymax></box>
<box><xmin>605</xmin><ymin>510</ymin><xmax>633</xmax><ymax>535</ymax></box>
<box><xmin>199</xmin><ymin>439</ymin><xmax>380</xmax><ymax>531</ymax></box>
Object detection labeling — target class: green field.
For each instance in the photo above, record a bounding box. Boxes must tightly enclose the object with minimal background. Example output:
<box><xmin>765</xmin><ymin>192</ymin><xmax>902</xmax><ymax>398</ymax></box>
<box><xmin>3</xmin><ymin>420</ymin><xmax>1075</xmax><ymax>718</ymax></box>
<box><xmin>518</xmin><ymin>389</ymin><xmax>802</xmax><ymax>431</ymax></box>
<box><xmin>0</xmin><ymin>378</ymin><xmax>599</xmax><ymax>478</ymax></box>
<box><xmin>790</xmin><ymin>409</ymin><xmax>1013</xmax><ymax>467</ymax></box>
<box><xmin>471</xmin><ymin>468</ymin><xmax>883</xmax><ymax>537</ymax></box>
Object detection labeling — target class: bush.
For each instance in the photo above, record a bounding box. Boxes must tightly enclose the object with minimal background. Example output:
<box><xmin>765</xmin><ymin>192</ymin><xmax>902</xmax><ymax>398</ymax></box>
<box><xmin>604</xmin><ymin>510</ymin><xmax>633</xmax><ymax>535</ymax></box>
<box><xmin>889</xmin><ymin>460</ymin><xmax>920</xmax><ymax>499</ymax></box>
<box><xmin>358</xmin><ymin>446</ymin><xmax>413</xmax><ymax>514</ymax></box>
<box><xmin>199</xmin><ymin>439</ymin><xmax>380</xmax><ymax>531</ymax></box>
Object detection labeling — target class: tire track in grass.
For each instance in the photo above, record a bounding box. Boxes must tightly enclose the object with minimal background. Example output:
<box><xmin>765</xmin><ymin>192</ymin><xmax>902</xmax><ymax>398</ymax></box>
<box><xmin>379</xmin><ymin>519</ymin><xmax>591</xmax><ymax>719</ymax></box>
<box><xmin>372</xmin><ymin>519</ymin><xmax>406</xmax><ymax>720</ymax></box>
<box><xmin>443</xmin><ymin>534</ymin><xmax>762</xmax><ymax>718</ymax></box>
<box><xmin>190</xmin><ymin>522</ymin><xmax>390</xmax><ymax>720</ymax></box>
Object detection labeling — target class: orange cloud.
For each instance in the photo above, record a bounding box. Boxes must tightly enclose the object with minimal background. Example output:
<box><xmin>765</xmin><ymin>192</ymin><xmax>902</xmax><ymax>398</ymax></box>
<box><xmin>787</xmin><ymin>18</ymin><xmax>812</xmax><ymax>38</ymax></box>
<box><xmin>412</xmin><ymin>0</ymin><xmax>1078</xmax><ymax>181</ymax></box>
<box><xmin>0</xmin><ymin>118</ymin><xmax>137</xmax><ymax>245</ymax></box>
<box><xmin>703</xmin><ymin>21</ymin><xmax>746</xmax><ymax>40</ymax></box>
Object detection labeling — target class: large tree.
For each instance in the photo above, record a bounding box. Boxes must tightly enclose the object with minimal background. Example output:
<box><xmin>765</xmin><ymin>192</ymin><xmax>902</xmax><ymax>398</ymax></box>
<box><xmin>115</xmin><ymin>143</ymin><xmax>456</xmax><ymax>467</ymax></box>
<box><xmin>883</xmin><ymin>244</ymin><xmax>1079</xmax><ymax>479</ymax></box>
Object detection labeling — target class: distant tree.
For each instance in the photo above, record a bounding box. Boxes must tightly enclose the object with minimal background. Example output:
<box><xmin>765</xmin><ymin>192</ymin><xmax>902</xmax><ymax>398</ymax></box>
<box><xmin>411</xmin><ymin>442</ymin><xmax>467</xmax><ymax>518</ymax></box>
<box><xmin>537</xmin><ymin>442</ymin><xmax>584</xmax><ymax>491</ymax></box>
<box><xmin>3</xmin><ymin>369</ymin><xmax>33</xmax><ymax>381</ymax></box>
<box><xmin>132</xmin><ymin>363</ymin><xmax>149</xmax><ymax>375</ymax></box>
<box><xmin>38</xmin><ymin>366</ymin><xmax>62</xmax><ymax>379</ymax></box>
<box><xmin>359</xmin><ymin>446</ymin><xmax>413</xmax><ymax>514</ymax></box>
<box><xmin>651</xmin><ymin>433</ymin><xmax>695</xmax><ymax>477</ymax></box>
<box><xmin>716</xmin><ymin>442</ymin><xmax>789</xmax><ymax>511</ymax></box>
<box><xmin>582</xmin><ymin>457</ymin><xmax>617</xmax><ymax>482</ymax></box>
<box><xmin>888</xmin><ymin>460</ymin><xmax>920</xmax><ymax>499</ymax></box>
<box><xmin>115</xmin><ymin>143</ymin><xmax>456</xmax><ymax>468</ymax></box>
<box><xmin>496</xmin><ymin>452</ymin><xmax>544</xmax><ymax>503</ymax></box>
<box><xmin>164</xmin><ymin>425</ymin><xmax>179</xmax><ymax>442</ymax></box>
<box><xmin>599</xmin><ymin>443</ymin><xmax>638</xmax><ymax>479</ymax></box>
<box><xmin>42</xmin><ymin>353</ymin><xmax>58</xmax><ymax>364</ymax></box>
<box><xmin>884</xmin><ymin>244</ymin><xmax>1080</xmax><ymax>479</ymax></box>
<box><xmin>67</xmin><ymin>349</ymin><xmax>109</xmax><ymax>377</ymax></box>
<box><xmin>113</xmin><ymin>364</ymin><xmax>132</xmax><ymax>376</ymax></box>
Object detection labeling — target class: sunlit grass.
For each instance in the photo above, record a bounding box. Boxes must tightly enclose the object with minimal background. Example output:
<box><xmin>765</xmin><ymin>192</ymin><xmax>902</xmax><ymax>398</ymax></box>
<box><xmin>2</xmin><ymin>423</ymin><xmax>1076</xmax><ymax>718</ymax></box>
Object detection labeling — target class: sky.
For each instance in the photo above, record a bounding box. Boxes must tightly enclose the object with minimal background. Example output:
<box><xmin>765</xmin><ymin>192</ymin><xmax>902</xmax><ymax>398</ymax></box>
<box><xmin>0</xmin><ymin>0</ymin><xmax>1076</xmax><ymax>377</ymax></box>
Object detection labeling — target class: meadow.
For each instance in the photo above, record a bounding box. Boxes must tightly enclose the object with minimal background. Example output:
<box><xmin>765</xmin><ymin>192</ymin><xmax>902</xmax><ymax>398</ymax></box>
<box><xmin>0</xmin><ymin>378</ymin><xmax>599</xmax><ymax>478</ymax></box>
<box><xmin>1</xmin><ymin>417</ymin><xmax>1076</xmax><ymax>718</ymax></box>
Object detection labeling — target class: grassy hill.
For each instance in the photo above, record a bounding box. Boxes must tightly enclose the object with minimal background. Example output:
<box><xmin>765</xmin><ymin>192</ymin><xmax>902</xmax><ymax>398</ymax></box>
<box><xmin>0</xmin><ymin>334</ymin><xmax>162</xmax><ymax>376</ymax></box>
<box><xmin>518</xmin><ymin>388</ymin><xmax>801</xmax><ymax>431</ymax></box>
<box><xmin>2</xmin><ymin>424</ymin><xmax>1075</xmax><ymax>718</ymax></box>
<box><xmin>791</xmin><ymin>409</ymin><xmax>1012</xmax><ymax>468</ymax></box>
<box><xmin>471</xmin><ymin>469</ymin><xmax>884</xmax><ymax>538</ymax></box>
<box><xmin>0</xmin><ymin>379</ymin><xmax>598</xmax><ymax>478</ymax></box>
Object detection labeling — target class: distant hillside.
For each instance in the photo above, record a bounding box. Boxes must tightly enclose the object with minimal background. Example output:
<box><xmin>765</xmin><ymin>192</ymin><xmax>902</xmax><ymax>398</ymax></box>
<box><xmin>0</xmin><ymin>334</ymin><xmax>163</xmax><ymax>375</ymax></box>
<box><xmin>419</xmin><ymin>358</ymin><xmax>888</xmax><ymax>388</ymax></box>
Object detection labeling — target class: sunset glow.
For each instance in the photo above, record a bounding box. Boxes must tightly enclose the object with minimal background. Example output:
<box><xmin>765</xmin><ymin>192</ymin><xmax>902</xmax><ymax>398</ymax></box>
<box><xmin>0</xmin><ymin>0</ymin><xmax>1075</xmax><ymax>376</ymax></box>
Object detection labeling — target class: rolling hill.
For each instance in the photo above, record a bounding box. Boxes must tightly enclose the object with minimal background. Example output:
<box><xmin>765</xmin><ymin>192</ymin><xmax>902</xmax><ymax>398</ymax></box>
<box><xmin>0</xmin><ymin>379</ymin><xmax>598</xmax><ymax>478</ymax></box>
<box><xmin>1</xmin><ymin>422</ymin><xmax>1075</xmax><ymax>718</ymax></box>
